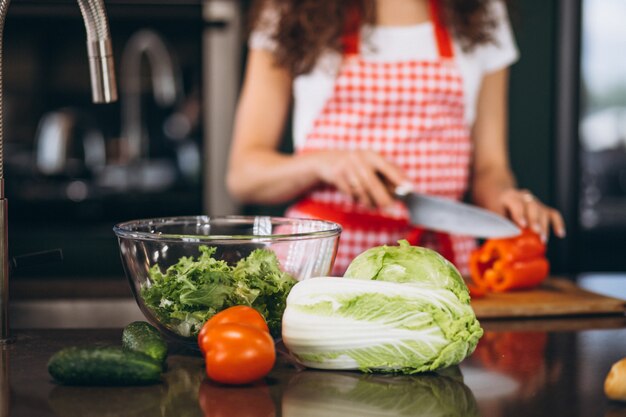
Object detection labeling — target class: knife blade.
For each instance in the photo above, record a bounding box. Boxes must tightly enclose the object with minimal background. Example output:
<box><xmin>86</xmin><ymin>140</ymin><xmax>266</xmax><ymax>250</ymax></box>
<box><xmin>394</xmin><ymin>186</ymin><xmax>521</xmax><ymax>238</ymax></box>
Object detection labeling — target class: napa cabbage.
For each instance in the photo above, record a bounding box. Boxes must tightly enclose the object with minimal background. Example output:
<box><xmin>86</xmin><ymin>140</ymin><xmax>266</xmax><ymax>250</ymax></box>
<box><xmin>344</xmin><ymin>239</ymin><xmax>470</xmax><ymax>303</ymax></box>
<box><xmin>282</xmin><ymin>277</ymin><xmax>482</xmax><ymax>373</ymax></box>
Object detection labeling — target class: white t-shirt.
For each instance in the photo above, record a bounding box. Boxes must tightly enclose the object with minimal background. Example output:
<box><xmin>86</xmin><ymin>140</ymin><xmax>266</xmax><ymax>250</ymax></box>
<box><xmin>250</xmin><ymin>1</ymin><xmax>519</xmax><ymax>149</ymax></box>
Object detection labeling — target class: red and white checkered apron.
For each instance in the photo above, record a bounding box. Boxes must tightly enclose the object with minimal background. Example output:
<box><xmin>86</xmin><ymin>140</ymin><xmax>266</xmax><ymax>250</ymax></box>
<box><xmin>286</xmin><ymin>0</ymin><xmax>476</xmax><ymax>276</ymax></box>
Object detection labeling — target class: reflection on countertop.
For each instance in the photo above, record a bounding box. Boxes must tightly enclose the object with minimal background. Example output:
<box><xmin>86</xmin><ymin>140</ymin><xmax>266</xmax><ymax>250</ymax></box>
<box><xmin>282</xmin><ymin>368</ymin><xmax>479</xmax><ymax>417</ymax></box>
<box><xmin>5</xmin><ymin>322</ymin><xmax>626</xmax><ymax>417</ymax></box>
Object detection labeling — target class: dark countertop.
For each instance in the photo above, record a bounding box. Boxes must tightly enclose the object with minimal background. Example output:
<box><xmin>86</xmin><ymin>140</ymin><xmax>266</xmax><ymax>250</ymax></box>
<box><xmin>4</xmin><ymin>317</ymin><xmax>626</xmax><ymax>417</ymax></box>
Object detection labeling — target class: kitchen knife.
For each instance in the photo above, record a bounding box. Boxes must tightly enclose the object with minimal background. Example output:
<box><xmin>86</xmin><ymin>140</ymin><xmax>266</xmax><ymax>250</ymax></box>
<box><xmin>394</xmin><ymin>185</ymin><xmax>521</xmax><ymax>238</ymax></box>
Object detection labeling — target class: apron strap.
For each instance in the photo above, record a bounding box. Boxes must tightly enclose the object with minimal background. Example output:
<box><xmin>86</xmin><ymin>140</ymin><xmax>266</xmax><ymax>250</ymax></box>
<box><xmin>342</xmin><ymin>5</ymin><xmax>361</xmax><ymax>56</ymax></box>
<box><xmin>341</xmin><ymin>0</ymin><xmax>454</xmax><ymax>58</ymax></box>
<box><xmin>428</xmin><ymin>0</ymin><xmax>454</xmax><ymax>59</ymax></box>
<box><xmin>292</xmin><ymin>198</ymin><xmax>456</xmax><ymax>264</ymax></box>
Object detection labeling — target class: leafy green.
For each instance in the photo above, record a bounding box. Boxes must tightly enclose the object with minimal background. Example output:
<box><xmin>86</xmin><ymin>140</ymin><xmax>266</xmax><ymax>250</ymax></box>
<box><xmin>140</xmin><ymin>245</ymin><xmax>296</xmax><ymax>337</ymax></box>
<box><xmin>344</xmin><ymin>240</ymin><xmax>470</xmax><ymax>303</ymax></box>
<box><xmin>282</xmin><ymin>278</ymin><xmax>482</xmax><ymax>373</ymax></box>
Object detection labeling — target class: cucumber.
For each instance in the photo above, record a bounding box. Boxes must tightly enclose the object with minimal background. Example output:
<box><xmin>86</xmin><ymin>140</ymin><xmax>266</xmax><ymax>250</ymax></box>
<box><xmin>48</xmin><ymin>346</ymin><xmax>162</xmax><ymax>386</ymax></box>
<box><xmin>122</xmin><ymin>321</ymin><xmax>168</xmax><ymax>364</ymax></box>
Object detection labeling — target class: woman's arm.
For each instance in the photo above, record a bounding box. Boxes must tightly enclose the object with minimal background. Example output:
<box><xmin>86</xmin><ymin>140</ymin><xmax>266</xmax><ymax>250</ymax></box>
<box><xmin>471</xmin><ymin>68</ymin><xmax>565</xmax><ymax>240</ymax></box>
<box><xmin>226</xmin><ymin>49</ymin><xmax>316</xmax><ymax>204</ymax></box>
<box><xmin>227</xmin><ymin>49</ymin><xmax>407</xmax><ymax>207</ymax></box>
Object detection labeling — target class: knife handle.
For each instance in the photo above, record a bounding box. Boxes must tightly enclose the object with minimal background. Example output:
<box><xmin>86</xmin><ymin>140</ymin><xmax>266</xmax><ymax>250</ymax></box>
<box><xmin>393</xmin><ymin>183</ymin><xmax>414</xmax><ymax>199</ymax></box>
<box><xmin>375</xmin><ymin>172</ymin><xmax>413</xmax><ymax>199</ymax></box>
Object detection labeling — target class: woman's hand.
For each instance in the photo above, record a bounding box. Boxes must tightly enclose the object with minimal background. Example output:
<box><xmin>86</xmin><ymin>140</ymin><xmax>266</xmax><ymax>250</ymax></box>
<box><xmin>229</xmin><ymin>50</ymin><xmax>407</xmax><ymax>207</ymax></box>
<box><xmin>305</xmin><ymin>150</ymin><xmax>408</xmax><ymax>209</ymax></box>
<box><xmin>497</xmin><ymin>188</ymin><xmax>566</xmax><ymax>241</ymax></box>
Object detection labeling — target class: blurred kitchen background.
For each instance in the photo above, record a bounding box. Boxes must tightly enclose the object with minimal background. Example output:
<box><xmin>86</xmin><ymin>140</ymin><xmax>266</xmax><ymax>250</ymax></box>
<box><xmin>5</xmin><ymin>0</ymin><xmax>246</xmax><ymax>284</ymax></box>
<box><xmin>3</xmin><ymin>0</ymin><xmax>625</xmax><ymax>293</ymax></box>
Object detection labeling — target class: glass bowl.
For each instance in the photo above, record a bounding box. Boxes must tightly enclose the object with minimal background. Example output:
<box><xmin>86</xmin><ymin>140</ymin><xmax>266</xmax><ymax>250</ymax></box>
<box><xmin>113</xmin><ymin>215</ymin><xmax>341</xmax><ymax>344</ymax></box>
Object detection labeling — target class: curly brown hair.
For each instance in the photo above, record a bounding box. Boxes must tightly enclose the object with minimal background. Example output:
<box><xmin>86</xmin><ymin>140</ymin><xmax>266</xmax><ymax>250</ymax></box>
<box><xmin>250</xmin><ymin>0</ymin><xmax>504</xmax><ymax>75</ymax></box>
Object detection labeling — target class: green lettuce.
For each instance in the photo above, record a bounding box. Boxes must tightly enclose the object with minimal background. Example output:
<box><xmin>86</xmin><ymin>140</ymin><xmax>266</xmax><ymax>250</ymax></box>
<box><xmin>140</xmin><ymin>245</ymin><xmax>296</xmax><ymax>337</ymax></box>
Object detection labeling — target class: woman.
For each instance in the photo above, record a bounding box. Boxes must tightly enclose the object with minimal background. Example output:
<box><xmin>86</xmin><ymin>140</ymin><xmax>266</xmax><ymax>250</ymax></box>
<box><xmin>227</xmin><ymin>0</ymin><xmax>565</xmax><ymax>275</ymax></box>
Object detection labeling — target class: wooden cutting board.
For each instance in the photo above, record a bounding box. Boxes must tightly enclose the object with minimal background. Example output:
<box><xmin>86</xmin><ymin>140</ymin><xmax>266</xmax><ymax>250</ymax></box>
<box><xmin>471</xmin><ymin>278</ymin><xmax>626</xmax><ymax>319</ymax></box>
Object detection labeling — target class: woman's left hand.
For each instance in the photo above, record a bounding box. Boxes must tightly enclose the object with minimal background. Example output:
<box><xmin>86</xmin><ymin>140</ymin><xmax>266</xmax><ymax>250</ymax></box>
<box><xmin>497</xmin><ymin>188</ymin><xmax>566</xmax><ymax>241</ymax></box>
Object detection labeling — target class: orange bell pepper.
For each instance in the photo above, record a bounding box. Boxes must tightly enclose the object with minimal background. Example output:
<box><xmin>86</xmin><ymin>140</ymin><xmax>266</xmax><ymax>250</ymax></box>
<box><xmin>469</xmin><ymin>228</ymin><xmax>549</xmax><ymax>292</ymax></box>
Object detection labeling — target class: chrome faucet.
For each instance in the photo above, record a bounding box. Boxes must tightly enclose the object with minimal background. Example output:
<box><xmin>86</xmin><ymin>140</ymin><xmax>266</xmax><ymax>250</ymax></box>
<box><xmin>119</xmin><ymin>29</ymin><xmax>181</xmax><ymax>164</ymax></box>
<box><xmin>0</xmin><ymin>0</ymin><xmax>118</xmax><ymax>343</ymax></box>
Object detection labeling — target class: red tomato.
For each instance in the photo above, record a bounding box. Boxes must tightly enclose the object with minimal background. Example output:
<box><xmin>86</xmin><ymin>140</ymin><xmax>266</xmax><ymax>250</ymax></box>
<box><xmin>198</xmin><ymin>380</ymin><xmax>276</xmax><ymax>417</ymax></box>
<box><xmin>198</xmin><ymin>306</ymin><xmax>269</xmax><ymax>353</ymax></box>
<box><xmin>203</xmin><ymin>323</ymin><xmax>275</xmax><ymax>385</ymax></box>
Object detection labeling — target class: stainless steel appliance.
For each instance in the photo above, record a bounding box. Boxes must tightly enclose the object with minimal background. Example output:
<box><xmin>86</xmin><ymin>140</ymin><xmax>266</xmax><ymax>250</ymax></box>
<box><xmin>202</xmin><ymin>0</ymin><xmax>242</xmax><ymax>217</ymax></box>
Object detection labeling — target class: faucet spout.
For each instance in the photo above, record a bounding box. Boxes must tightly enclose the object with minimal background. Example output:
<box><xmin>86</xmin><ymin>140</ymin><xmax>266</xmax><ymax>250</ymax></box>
<box><xmin>77</xmin><ymin>0</ymin><xmax>118</xmax><ymax>103</ymax></box>
<box><xmin>119</xmin><ymin>29</ymin><xmax>182</xmax><ymax>164</ymax></box>
<box><xmin>0</xmin><ymin>0</ymin><xmax>118</xmax><ymax>343</ymax></box>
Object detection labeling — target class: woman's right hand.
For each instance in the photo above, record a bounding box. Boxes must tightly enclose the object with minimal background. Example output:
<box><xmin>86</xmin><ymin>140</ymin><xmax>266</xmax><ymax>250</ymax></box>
<box><xmin>228</xmin><ymin>49</ymin><xmax>408</xmax><ymax>207</ymax></box>
<box><xmin>306</xmin><ymin>150</ymin><xmax>408</xmax><ymax>209</ymax></box>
